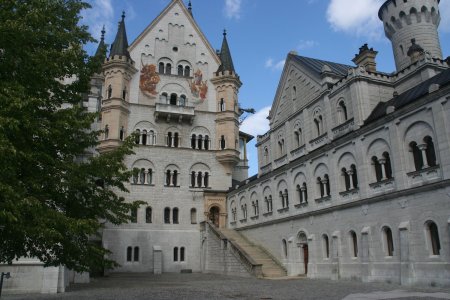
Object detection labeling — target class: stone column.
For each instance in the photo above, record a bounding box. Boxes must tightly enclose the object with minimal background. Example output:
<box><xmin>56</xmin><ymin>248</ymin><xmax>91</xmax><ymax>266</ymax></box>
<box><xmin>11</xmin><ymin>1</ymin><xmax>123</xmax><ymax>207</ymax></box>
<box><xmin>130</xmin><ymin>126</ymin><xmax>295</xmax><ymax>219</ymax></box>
<box><xmin>144</xmin><ymin>170</ymin><xmax>149</xmax><ymax>185</ymax></box>
<box><xmin>418</xmin><ymin>144</ymin><xmax>429</xmax><ymax>169</ymax></box>
<box><xmin>301</xmin><ymin>186</ymin><xmax>307</xmax><ymax>203</ymax></box>
<box><xmin>322</xmin><ymin>179</ymin><xmax>330</xmax><ymax>196</ymax></box>
<box><xmin>347</xmin><ymin>169</ymin><xmax>355</xmax><ymax>190</ymax></box>
<box><xmin>379</xmin><ymin>158</ymin><xmax>387</xmax><ymax>180</ymax></box>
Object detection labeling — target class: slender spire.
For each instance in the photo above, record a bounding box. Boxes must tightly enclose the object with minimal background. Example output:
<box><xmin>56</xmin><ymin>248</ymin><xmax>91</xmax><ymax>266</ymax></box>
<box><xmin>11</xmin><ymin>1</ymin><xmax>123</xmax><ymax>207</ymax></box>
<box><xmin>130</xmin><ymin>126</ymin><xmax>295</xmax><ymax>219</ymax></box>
<box><xmin>217</xmin><ymin>29</ymin><xmax>236</xmax><ymax>74</ymax></box>
<box><xmin>94</xmin><ymin>25</ymin><xmax>107</xmax><ymax>59</ymax></box>
<box><xmin>188</xmin><ymin>0</ymin><xmax>193</xmax><ymax>17</ymax></box>
<box><xmin>109</xmin><ymin>11</ymin><xmax>130</xmax><ymax>59</ymax></box>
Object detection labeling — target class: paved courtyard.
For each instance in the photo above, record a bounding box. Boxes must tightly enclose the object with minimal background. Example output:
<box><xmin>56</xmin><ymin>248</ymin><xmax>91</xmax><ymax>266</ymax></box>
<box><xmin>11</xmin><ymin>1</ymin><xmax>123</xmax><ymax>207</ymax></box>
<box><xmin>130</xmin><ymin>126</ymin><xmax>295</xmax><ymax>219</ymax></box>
<box><xmin>4</xmin><ymin>273</ymin><xmax>450</xmax><ymax>300</ymax></box>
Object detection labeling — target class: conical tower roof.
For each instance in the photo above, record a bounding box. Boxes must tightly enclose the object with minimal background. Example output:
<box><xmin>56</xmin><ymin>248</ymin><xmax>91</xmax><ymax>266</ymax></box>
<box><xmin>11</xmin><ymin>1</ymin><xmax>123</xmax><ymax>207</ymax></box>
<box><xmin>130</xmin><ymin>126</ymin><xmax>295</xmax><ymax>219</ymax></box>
<box><xmin>94</xmin><ymin>26</ymin><xmax>107</xmax><ymax>59</ymax></box>
<box><xmin>217</xmin><ymin>30</ymin><xmax>236</xmax><ymax>74</ymax></box>
<box><xmin>109</xmin><ymin>12</ymin><xmax>130</xmax><ymax>59</ymax></box>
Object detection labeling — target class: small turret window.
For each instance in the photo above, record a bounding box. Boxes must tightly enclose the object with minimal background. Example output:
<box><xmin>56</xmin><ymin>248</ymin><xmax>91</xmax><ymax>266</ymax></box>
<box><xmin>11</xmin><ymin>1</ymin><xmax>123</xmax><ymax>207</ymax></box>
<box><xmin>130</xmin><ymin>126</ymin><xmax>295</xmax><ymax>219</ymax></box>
<box><xmin>107</xmin><ymin>85</ymin><xmax>112</xmax><ymax>99</ymax></box>
<box><xmin>159</xmin><ymin>62</ymin><xmax>165</xmax><ymax>74</ymax></box>
<box><xmin>165</xmin><ymin>63</ymin><xmax>172</xmax><ymax>75</ymax></box>
<box><xmin>184</xmin><ymin>66</ymin><xmax>191</xmax><ymax>77</ymax></box>
<box><xmin>178</xmin><ymin>65</ymin><xmax>183</xmax><ymax>76</ymax></box>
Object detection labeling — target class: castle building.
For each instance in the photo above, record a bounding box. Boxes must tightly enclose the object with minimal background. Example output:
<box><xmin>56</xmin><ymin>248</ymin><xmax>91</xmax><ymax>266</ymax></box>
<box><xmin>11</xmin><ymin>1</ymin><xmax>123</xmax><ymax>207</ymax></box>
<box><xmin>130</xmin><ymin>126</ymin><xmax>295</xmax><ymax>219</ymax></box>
<box><xmin>227</xmin><ymin>0</ymin><xmax>450</xmax><ymax>286</ymax></box>
<box><xmin>2</xmin><ymin>0</ymin><xmax>450</xmax><ymax>295</ymax></box>
<box><xmin>93</xmin><ymin>0</ymin><xmax>251</xmax><ymax>274</ymax></box>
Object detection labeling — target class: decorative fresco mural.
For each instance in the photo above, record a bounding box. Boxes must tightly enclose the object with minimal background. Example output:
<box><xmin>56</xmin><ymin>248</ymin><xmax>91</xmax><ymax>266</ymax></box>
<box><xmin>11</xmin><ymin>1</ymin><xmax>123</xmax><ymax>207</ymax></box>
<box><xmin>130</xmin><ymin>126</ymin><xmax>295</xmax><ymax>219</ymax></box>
<box><xmin>139</xmin><ymin>64</ymin><xmax>160</xmax><ymax>98</ymax></box>
<box><xmin>189</xmin><ymin>69</ymin><xmax>208</xmax><ymax>101</ymax></box>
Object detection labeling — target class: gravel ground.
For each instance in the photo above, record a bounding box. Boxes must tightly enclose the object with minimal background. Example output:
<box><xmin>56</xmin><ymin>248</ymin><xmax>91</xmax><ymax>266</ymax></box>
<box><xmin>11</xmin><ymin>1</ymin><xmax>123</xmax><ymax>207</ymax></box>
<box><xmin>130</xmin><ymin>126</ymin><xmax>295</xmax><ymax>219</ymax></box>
<box><xmin>3</xmin><ymin>273</ymin><xmax>450</xmax><ymax>300</ymax></box>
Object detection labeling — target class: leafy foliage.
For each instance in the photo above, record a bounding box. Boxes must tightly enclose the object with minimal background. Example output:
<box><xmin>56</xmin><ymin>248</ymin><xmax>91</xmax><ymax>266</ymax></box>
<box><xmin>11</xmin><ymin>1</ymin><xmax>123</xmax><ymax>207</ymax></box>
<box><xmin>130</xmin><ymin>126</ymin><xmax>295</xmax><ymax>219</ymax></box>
<box><xmin>0</xmin><ymin>0</ymin><xmax>142</xmax><ymax>272</ymax></box>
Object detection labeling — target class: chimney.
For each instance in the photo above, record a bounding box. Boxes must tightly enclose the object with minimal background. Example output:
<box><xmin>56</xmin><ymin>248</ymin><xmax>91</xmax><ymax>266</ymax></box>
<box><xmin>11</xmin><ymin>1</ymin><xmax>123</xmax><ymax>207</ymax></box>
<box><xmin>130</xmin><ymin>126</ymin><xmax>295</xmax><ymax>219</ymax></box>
<box><xmin>352</xmin><ymin>44</ymin><xmax>378</xmax><ymax>72</ymax></box>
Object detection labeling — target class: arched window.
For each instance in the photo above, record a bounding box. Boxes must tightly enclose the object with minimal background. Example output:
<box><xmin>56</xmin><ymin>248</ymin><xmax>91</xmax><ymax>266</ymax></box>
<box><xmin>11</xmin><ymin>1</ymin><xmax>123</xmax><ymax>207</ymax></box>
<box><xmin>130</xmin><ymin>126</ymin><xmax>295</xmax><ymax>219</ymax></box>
<box><xmin>282</xmin><ymin>239</ymin><xmax>288</xmax><ymax>259</ymax></box>
<box><xmin>142</xmin><ymin>130</ymin><xmax>147</xmax><ymax>145</ymax></box>
<box><xmin>130</xmin><ymin>207</ymin><xmax>138</xmax><ymax>223</ymax></box>
<box><xmin>172</xmin><ymin>208</ymin><xmax>179</xmax><ymax>224</ymax></box>
<box><xmin>204</xmin><ymin>135</ymin><xmax>209</xmax><ymax>150</ymax></box>
<box><xmin>317</xmin><ymin>177</ymin><xmax>324</xmax><ymax>198</ymax></box>
<box><xmin>383</xmin><ymin>227</ymin><xmax>394</xmax><ymax>256</ymax></box>
<box><xmin>164</xmin><ymin>207</ymin><xmax>171</xmax><ymax>224</ymax></box>
<box><xmin>126</xmin><ymin>246</ymin><xmax>132</xmax><ymax>262</ymax></box>
<box><xmin>170</xmin><ymin>93</ymin><xmax>177</xmax><ymax>106</ymax></box>
<box><xmin>284</xmin><ymin>189</ymin><xmax>289</xmax><ymax>207</ymax></box>
<box><xmin>264</xmin><ymin>148</ymin><xmax>269</xmax><ymax>165</ymax></box>
<box><xmin>135</xmin><ymin>129</ymin><xmax>141</xmax><ymax>145</ymax></box>
<box><xmin>303</xmin><ymin>183</ymin><xmax>308</xmax><ymax>203</ymax></box>
<box><xmin>372</xmin><ymin>156</ymin><xmax>382</xmax><ymax>182</ymax></box>
<box><xmin>178</xmin><ymin>65</ymin><xmax>183</xmax><ymax>76</ymax></box>
<box><xmin>350</xmin><ymin>231</ymin><xmax>358</xmax><ymax>257</ymax></box>
<box><xmin>338</xmin><ymin>100</ymin><xmax>348</xmax><ymax>123</ymax></box>
<box><xmin>119</xmin><ymin>126</ymin><xmax>125</xmax><ymax>141</ymax></box>
<box><xmin>314</xmin><ymin>118</ymin><xmax>321</xmax><ymax>136</ymax></box>
<box><xmin>324</xmin><ymin>174</ymin><xmax>330</xmax><ymax>196</ymax></box>
<box><xmin>191</xmin><ymin>134</ymin><xmax>196</xmax><ymax>149</ymax></box>
<box><xmin>220</xmin><ymin>98</ymin><xmax>225</xmax><ymax>111</ymax></box>
<box><xmin>424</xmin><ymin>136</ymin><xmax>437</xmax><ymax>167</ymax></box>
<box><xmin>191</xmin><ymin>172</ymin><xmax>196</xmax><ymax>187</ymax></box>
<box><xmin>180</xmin><ymin>247</ymin><xmax>185</xmax><ymax>262</ymax></box>
<box><xmin>140</xmin><ymin>168</ymin><xmax>145</xmax><ymax>184</ymax></box>
<box><xmin>172</xmin><ymin>170</ymin><xmax>178</xmax><ymax>186</ymax></box>
<box><xmin>197</xmin><ymin>135</ymin><xmax>203</xmax><ymax>150</ymax></box>
<box><xmin>220</xmin><ymin>135</ymin><xmax>226</xmax><ymax>150</ymax></box>
<box><xmin>165</xmin><ymin>63</ymin><xmax>172</xmax><ymax>75</ymax></box>
<box><xmin>122</xmin><ymin>88</ymin><xmax>127</xmax><ymax>100</ymax></box>
<box><xmin>160</xmin><ymin>93</ymin><xmax>168</xmax><ymax>104</ymax></box>
<box><xmin>107</xmin><ymin>85</ymin><xmax>112</xmax><ymax>99</ymax></box>
<box><xmin>179</xmin><ymin>95</ymin><xmax>186</xmax><ymax>106</ymax></box>
<box><xmin>134</xmin><ymin>247</ymin><xmax>139</xmax><ymax>262</ymax></box>
<box><xmin>167</xmin><ymin>132</ymin><xmax>172</xmax><ymax>147</ymax></box>
<box><xmin>383</xmin><ymin>152</ymin><xmax>393</xmax><ymax>179</ymax></box>
<box><xmin>427</xmin><ymin>221</ymin><xmax>441</xmax><ymax>255</ymax></box>
<box><xmin>292</xmin><ymin>86</ymin><xmax>297</xmax><ymax>101</ymax></box>
<box><xmin>174</xmin><ymin>133</ymin><xmax>179</xmax><ymax>148</ymax></box>
<box><xmin>159</xmin><ymin>62</ymin><xmax>165</xmax><ymax>74</ymax></box>
<box><xmin>197</xmin><ymin>172</ymin><xmax>202</xmax><ymax>188</ymax></box>
<box><xmin>166</xmin><ymin>170</ymin><xmax>171</xmax><ymax>186</ymax></box>
<box><xmin>184</xmin><ymin>66</ymin><xmax>190</xmax><ymax>77</ymax></box>
<box><xmin>279</xmin><ymin>191</ymin><xmax>284</xmax><ymax>208</ymax></box>
<box><xmin>342</xmin><ymin>168</ymin><xmax>350</xmax><ymax>191</ymax></box>
<box><xmin>190</xmin><ymin>208</ymin><xmax>197</xmax><ymax>224</ymax></box>
<box><xmin>323</xmin><ymin>234</ymin><xmax>330</xmax><ymax>258</ymax></box>
<box><xmin>104</xmin><ymin>125</ymin><xmax>109</xmax><ymax>140</ymax></box>
<box><xmin>204</xmin><ymin>172</ymin><xmax>209</xmax><ymax>188</ymax></box>
<box><xmin>173</xmin><ymin>247</ymin><xmax>178</xmax><ymax>261</ymax></box>
<box><xmin>146</xmin><ymin>207</ymin><xmax>152</xmax><ymax>223</ymax></box>
<box><xmin>410</xmin><ymin>141</ymin><xmax>423</xmax><ymax>171</ymax></box>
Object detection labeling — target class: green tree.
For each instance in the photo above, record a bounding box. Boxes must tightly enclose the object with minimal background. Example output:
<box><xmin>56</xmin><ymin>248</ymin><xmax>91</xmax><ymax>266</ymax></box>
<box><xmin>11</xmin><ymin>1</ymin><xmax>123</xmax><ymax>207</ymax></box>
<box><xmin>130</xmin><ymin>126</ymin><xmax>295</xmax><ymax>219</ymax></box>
<box><xmin>0</xmin><ymin>0</ymin><xmax>142</xmax><ymax>272</ymax></box>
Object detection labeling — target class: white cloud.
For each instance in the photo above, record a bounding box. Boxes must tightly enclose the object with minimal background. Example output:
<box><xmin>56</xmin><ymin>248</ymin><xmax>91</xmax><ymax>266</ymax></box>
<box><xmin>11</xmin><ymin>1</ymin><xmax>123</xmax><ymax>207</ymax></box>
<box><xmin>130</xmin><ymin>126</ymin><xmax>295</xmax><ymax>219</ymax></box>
<box><xmin>241</xmin><ymin>106</ymin><xmax>271</xmax><ymax>137</ymax></box>
<box><xmin>81</xmin><ymin>0</ymin><xmax>114</xmax><ymax>41</ymax></box>
<box><xmin>297</xmin><ymin>40</ymin><xmax>318</xmax><ymax>50</ymax></box>
<box><xmin>265</xmin><ymin>58</ymin><xmax>285</xmax><ymax>71</ymax></box>
<box><xmin>439</xmin><ymin>0</ymin><xmax>450</xmax><ymax>33</ymax></box>
<box><xmin>326</xmin><ymin>0</ymin><xmax>384</xmax><ymax>39</ymax></box>
<box><xmin>224</xmin><ymin>0</ymin><xmax>242</xmax><ymax>19</ymax></box>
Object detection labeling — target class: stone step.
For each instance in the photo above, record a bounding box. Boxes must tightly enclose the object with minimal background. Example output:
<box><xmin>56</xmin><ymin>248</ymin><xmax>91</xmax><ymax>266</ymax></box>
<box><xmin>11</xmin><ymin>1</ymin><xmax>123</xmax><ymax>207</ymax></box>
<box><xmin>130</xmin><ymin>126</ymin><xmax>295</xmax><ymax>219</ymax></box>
<box><xmin>219</xmin><ymin>228</ymin><xmax>287</xmax><ymax>278</ymax></box>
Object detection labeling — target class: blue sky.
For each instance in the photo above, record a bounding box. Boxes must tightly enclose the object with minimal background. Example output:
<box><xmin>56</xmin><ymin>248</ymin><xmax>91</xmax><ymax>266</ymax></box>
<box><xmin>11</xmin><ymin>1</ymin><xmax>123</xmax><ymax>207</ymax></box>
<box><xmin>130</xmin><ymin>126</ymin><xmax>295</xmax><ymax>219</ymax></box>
<box><xmin>82</xmin><ymin>0</ymin><xmax>450</xmax><ymax>176</ymax></box>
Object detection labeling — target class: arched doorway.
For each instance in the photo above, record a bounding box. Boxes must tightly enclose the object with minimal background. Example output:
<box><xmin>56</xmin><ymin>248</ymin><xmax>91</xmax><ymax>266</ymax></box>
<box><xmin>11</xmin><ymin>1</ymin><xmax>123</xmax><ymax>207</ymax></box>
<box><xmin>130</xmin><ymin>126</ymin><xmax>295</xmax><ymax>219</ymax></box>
<box><xmin>297</xmin><ymin>232</ymin><xmax>308</xmax><ymax>275</ymax></box>
<box><xmin>209</xmin><ymin>206</ymin><xmax>220</xmax><ymax>227</ymax></box>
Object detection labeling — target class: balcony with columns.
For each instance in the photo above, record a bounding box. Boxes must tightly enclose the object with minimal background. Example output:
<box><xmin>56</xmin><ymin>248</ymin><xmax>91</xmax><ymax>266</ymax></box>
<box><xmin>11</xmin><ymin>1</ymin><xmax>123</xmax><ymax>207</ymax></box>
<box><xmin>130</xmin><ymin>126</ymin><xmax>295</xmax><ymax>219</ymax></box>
<box><xmin>369</xmin><ymin>156</ymin><xmax>395</xmax><ymax>194</ymax></box>
<box><xmin>339</xmin><ymin>167</ymin><xmax>360</xmax><ymax>201</ymax></box>
<box><xmin>315</xmin><ymin>176</ymin><xmax>331</xmax><ymax>204</ymax></box>
<box><xmin>154</xmin><ymin>101</ymin><xmax>195</xmax><ymax>124</ymax></box>
<box><xmin>294</xmin><ymin>185</ymin><xmax>309</xmax><ymax>209</ymax></box>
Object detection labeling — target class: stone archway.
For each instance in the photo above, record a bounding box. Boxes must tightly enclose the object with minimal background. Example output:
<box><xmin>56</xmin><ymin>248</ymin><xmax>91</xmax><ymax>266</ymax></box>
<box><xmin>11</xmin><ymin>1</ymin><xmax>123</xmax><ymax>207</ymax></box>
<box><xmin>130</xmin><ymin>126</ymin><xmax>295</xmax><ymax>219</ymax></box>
<box><xmin>209</xmin><ymin>206</ymin><xmax>220</xmax><ymax>227</ymax></box>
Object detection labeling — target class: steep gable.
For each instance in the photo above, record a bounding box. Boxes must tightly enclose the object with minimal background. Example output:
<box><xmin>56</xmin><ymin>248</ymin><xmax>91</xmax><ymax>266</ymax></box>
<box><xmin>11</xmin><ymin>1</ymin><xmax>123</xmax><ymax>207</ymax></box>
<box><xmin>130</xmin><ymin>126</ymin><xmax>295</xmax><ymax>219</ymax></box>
<box><xmin>128</xmin><ymin>0</ymin><xmax>220</xmax><ymax>67</ymax></box>
<box><xmin>269</xmin><ymin>53</ymin><xmax>353</xmax><ymax>127</ymax></box>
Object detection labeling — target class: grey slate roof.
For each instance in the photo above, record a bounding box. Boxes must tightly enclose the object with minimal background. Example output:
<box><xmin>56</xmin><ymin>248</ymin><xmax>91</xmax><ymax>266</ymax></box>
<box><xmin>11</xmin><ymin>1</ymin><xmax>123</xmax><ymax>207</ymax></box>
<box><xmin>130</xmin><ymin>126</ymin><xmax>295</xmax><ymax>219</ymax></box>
<box><xmin>291</xmin><ymin>54</ymin><xmax>353</xmax><ymax>79</ymax></box>
<box><xmin>110</xmin><ymin>13</ymin><xmax>131</xmax><ymax>59</ymax></box>
<box><xmin>94</xmin><ymin>26</ymin><xmax>107</xmax><ymax>60</ymax></box>
<box><xmin>365</xmin><ymin>68</ymin><xmax>450</xmax><ymax>124</ymax></box>
<box><xmin>217</xmin><ymin>31</ymin><xmax>236</xmax><ymax>74</ymax></box>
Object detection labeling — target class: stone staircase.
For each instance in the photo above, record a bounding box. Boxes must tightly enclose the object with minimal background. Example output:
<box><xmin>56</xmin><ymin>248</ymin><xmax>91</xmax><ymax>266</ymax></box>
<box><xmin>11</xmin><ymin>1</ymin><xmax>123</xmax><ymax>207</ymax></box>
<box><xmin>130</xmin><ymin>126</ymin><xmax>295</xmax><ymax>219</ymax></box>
<box><xmin>219</xmin><ymin>228</ymin><xmax>287</xmax><ymax>278</ymax></box>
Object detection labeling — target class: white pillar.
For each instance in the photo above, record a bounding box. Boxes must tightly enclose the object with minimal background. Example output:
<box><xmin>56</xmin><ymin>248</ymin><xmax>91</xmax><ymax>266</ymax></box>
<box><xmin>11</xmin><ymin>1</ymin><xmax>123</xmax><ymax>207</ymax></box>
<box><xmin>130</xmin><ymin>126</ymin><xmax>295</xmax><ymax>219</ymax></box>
<box><xmin>379</xmin><ymin>158</ymin><xmax>387</xmax><ymax>180</ymax></box>
<box><xmin>347</xmin><ymin>170</ymin><xmax>355</xmax><ymax>190</ymax></box>
<box><xmin>418</xmin><ymin>144</ymin><xmax>429</xmax><ymax>169</ymax></box>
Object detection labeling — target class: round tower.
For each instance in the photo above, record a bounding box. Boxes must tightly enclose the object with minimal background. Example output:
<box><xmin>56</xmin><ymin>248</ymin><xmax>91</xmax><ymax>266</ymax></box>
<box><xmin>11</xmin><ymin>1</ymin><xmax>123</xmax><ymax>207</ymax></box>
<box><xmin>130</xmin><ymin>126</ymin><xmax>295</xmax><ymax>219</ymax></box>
<box><xmin>379</xmin><ymin>0</ymin><xmax>443</xmax><ymax>71</ymax></box>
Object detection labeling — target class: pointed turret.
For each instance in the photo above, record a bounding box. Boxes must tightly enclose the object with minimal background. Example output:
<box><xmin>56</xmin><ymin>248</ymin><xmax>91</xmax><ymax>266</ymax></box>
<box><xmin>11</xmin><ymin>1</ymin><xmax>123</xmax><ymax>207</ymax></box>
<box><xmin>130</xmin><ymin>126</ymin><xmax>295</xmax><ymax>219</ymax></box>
<box><xmin>94</xmin><ymin>26</ymin><xmax>107</xmax><ymax>60</ymax></box>
<box><xmin>109</xmin><ymin>11</ymin><xmax>130</xmax><ymax>59</ymax></box>
<box><xmin>188</xmin><ymin>0</ymin><xmax>193</xmax><ymax>17</ymax></box>
<box><xmin>217</xmin><ymin>30</ymin><xmax>236</xmax><ymax>74</ymax></box>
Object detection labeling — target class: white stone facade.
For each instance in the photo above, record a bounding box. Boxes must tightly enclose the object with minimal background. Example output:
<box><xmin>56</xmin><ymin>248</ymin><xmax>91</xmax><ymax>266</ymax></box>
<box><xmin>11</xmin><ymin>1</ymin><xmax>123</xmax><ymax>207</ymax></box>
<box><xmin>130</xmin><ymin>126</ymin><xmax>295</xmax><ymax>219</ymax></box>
<box><xmin>228</xmin><ymin>0</ymin><xmax>450</xmax><ymax>286</ymax></box>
